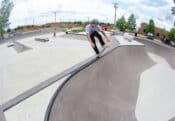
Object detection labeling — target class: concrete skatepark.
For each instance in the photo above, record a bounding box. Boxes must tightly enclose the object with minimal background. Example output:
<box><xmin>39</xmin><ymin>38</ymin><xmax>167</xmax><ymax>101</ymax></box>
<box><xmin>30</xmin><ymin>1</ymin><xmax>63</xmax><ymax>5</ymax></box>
<box><xmin>0</xmin><ymin>31</ymin><xmax>175</xmax><ymax>121</ymax></box>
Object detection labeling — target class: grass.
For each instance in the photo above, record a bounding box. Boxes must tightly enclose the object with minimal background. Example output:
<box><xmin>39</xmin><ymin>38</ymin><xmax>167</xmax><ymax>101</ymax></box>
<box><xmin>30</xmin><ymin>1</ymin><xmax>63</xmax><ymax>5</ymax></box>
<box><xmin>61</xmin><ymin>28</ymin><xmax>68</xmax><ymax>32</ymax></box>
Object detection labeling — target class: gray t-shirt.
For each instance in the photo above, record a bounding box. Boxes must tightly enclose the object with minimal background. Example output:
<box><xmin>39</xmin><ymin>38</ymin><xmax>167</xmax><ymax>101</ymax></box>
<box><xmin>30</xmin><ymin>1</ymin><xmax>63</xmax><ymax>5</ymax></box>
<box><xmin>85</xmin><ymin>24</ymin><xmax>102</xmax><ymax>35</ymax></box>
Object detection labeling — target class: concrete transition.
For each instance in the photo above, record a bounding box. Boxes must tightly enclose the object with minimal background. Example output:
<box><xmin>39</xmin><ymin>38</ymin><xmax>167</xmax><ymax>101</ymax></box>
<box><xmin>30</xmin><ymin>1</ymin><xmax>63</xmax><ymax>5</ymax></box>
<box><xmin>135</xmin><ymin>38</ymin><xmax>175</xmax><ymax>70</ymax></box>
<box><xmin>12</xmin><ymin>40</ymin><xmax>31</xmax><ymax>53</ymax></box>
<box><xmin>48</xmin><ymin>45</ymin><xmax>155</xmax><ymax>121</ymax></box>
<box><xmin>35</xmin><ymin>38</ymin><xmax>49</xmax><ymax>42</ymax></box>
<box><xmin>169</xmin><ymin>117</ymin><xmax>175</xmax><ymax>121</ymax></box>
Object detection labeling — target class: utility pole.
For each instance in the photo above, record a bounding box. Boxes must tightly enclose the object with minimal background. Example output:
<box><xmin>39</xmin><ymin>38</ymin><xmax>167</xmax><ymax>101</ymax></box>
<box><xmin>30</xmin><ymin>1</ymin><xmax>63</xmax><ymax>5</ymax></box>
<box><xmin>54</xmin><ymin>11</ymin><xmax>57</xmax><ymax>23</ymax></box>
<box><xmin>88</xmin><ymin>16</ymin><xmax>90</xmax><ymax>23</ymax></box>
<box><xmin>53</xmin><ymin>11</ymin><xmax>57</xmax><ymax>37</ymax></box>
<box><xmin>172</xmin><ymin>0</ymin><xmax>175</xmax><ymax>26</ymax></box>
<box><xmin>113</xmin><ymin>2</ymin><xmax>118</xmax><ymax>30</ymax></box>
<box><xmin>32</xmin><ymin>18</ymin><xmax>35</xmax><ymax>25</ymax></box>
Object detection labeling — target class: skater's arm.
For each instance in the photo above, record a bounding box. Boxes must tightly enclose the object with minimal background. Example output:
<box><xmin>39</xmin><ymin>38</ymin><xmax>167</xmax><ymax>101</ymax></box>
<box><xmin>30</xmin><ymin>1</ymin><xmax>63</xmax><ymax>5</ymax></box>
<box><xmin>100</xmin><ymin>31</ymin><xmax>110</xmax><ymax>42</ymax></box>
<box><xmin>97</xmin><ymin>25</ymin><xmax>110</xmax><ymax>42</ymax></box>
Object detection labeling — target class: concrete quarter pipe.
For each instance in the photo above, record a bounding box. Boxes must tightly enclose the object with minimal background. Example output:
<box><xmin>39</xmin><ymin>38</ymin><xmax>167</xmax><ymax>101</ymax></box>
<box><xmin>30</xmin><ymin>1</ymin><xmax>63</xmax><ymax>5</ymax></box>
<box><xmin>46</xmin><ymin>44</ymin><xmax>155</xmax><ymax>121</ymax></box>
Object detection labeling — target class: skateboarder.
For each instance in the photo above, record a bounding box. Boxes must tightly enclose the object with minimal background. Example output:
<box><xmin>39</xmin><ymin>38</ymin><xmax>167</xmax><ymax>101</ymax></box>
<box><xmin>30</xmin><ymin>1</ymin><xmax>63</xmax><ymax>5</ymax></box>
<box><xmin>86</xmin><ymin>19</ymin><xmax>110</xmax><ymax>57</ymax></box>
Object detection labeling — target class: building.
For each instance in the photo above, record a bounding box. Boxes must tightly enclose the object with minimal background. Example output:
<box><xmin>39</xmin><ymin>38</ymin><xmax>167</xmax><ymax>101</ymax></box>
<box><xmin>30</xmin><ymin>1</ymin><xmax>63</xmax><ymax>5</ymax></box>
<box><xmin>139</xmin><ymin>23</ymin><xmax>169</xmax><ymax>40</ymax></box>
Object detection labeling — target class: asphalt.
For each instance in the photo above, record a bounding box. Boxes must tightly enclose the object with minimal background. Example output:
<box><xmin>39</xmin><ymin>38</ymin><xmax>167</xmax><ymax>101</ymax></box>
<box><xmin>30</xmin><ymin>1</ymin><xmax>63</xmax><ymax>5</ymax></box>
<box><xmin>48</xmin><ymin>45</ymin><xmax>155</xmax><ymax>121</ymax></box>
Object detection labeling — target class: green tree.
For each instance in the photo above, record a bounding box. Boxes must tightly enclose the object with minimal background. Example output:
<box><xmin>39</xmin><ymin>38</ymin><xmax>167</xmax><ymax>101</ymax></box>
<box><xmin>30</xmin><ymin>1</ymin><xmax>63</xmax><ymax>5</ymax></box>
<box><xmin>0</xmin><ymin>0</ymin><xmax>13</xmax><ymax>38</ymax></box>
<box><xmin>128</xmin><ymin>14</ymin><xmax>136</xmax><ymax>32</ymax></box>
<box><xmin>169</xmin><ymin>28</ymin><xmax>175</xmax><ymax>42</ymax></box>
<box><xmin>146</xmin><ymin>19</ymin><xmax>155</xmax><ymax>34</ymax></box>
<box><xmin>116</xmin><ymin>16</ymin><xmax>128</xmax><ymax>31</ymax></box>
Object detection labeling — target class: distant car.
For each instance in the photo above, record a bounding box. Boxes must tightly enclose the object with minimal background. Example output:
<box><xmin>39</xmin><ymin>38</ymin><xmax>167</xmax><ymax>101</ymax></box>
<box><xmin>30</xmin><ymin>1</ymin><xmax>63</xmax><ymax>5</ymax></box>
<box><xmin>99</xmin><ymin>23</ymin><xmax>108</xmax><ymax>31</ymax></box>
<box><xmin>147</xmin><ymin>32</ymin><xmax>154</xmax><ymax>40</ymax></box>
<box><xmin>170</xmin><ymin>41</ymin><xmax>175</xmax><ymax>47</ymax></box>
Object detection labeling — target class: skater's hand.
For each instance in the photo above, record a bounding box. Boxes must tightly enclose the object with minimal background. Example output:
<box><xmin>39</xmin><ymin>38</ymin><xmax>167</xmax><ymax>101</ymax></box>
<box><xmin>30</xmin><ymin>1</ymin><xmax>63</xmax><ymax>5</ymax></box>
<box><xmin>91</xmin><ymin>43</ymin><xmax>95</xmax><ymax>48</ymax></box>
<box><xmin>105</xmin><ymin>36</ymin><xmax>110</xmax><ymax>42</ymax></box>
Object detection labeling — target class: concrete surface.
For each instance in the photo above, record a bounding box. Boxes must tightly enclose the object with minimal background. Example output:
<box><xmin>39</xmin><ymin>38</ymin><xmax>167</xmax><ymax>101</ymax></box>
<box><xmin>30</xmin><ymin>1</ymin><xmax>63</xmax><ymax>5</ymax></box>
<box><xmin>48</xmin><ymin>36</ymin><xmax>175</xmax><ymax>121</ymax></box>
<box><xmin>0</xmin><ymin>27</ymin><xmax>61</xmax><ymax>45</ymax></box>
<box><xmin>169</xmin><ymin>117</ymin><xmax>175</xmax><ymax>121</ymax></box>
<box><xmin>1</xmin><ymin>32</ymin><xmax>175</xmax><ymax>121</ymax></box>
<box><xmin>0</xmin><ymin>109</ymin><xmax>6</xmax><ymax>121</ymax></box>
<box><xmin>49</xmin><ymin>45</ymin><xmax>154</xmax><ymax>121</ymax></box>
<box><xmin>4</xmin><ymin>76</ymin><xmax>70</xmax><ymax>121</ymax></box>
<box><xmin>0</xmin><ymin>33</ymin><xmax>94</xmax><ymax>105</ymax></box>
<box><xmin>0</xmin><ymin>32</ymin><xmax>118</xmax><ymax>121</ymax></box>
<box><xmin>136</xmin><ymin>52</ymin><xmax>175</xmax><ymax>121</ymax></box>
<box><xmin>135</xmin><ymin>38</ymin><xmax>175</xmax><ymax>69</ymax></box>
<box><xmin>12</xmin><ymin>40</ymin><xmax>31</xmax><ymax>53</ymax></box>
<box><xmin>115</xmin><ymin>35</ymin><xmax>144</xmax><ymax>46</ymax></box>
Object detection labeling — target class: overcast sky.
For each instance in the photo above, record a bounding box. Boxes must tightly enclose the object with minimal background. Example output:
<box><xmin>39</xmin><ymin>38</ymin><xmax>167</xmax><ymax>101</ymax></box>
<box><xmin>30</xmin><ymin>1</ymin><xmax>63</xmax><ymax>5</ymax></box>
<box><xmin>1</xmin><ymin>0</ymin><xmax>175</xmax><ymax>30</ymax></box>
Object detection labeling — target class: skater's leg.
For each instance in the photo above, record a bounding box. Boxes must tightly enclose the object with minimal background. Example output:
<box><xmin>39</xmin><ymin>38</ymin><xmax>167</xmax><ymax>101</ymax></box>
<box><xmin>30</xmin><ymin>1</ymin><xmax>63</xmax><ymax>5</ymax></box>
<box><xmin>94</xmin><ymin>31</ymin><xmax>105</xmax><ymax>46</ymax></box>
<box><xmin>90</xmin><ymin>32</ymin><xmax>100</xmax><ymax>54</ymax></box>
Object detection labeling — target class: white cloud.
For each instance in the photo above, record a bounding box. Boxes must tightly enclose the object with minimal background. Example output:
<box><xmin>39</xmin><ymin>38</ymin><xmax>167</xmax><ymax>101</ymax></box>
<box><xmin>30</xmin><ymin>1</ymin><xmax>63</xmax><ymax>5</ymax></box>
<box><xmin>118</xmin><ymin>0</ymin><xmax>140</xmax><ymax>4</ymax></box>
<box><xmin>7</xmin><ymin>0</ymin><xmax>175</xmax><ymax>31</ymax></box>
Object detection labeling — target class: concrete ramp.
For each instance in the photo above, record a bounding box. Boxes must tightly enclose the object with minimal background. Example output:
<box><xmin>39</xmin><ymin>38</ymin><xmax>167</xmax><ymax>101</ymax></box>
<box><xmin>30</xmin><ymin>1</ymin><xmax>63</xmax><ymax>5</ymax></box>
<box><xmin>47</xmin><ymin>45</ymin><xmax>155</xmax><ymax>121</ymax></box>
<box><xmin>12</xmin><ymin>40</ymin><xmax>31</xmax><ymax>53</ymax></box>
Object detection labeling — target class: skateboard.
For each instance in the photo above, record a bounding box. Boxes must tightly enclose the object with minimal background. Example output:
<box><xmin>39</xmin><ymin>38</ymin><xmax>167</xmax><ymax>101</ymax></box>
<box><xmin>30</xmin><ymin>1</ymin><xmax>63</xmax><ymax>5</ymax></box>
<box><xmin>100</xmin><ymin>47</ymin><xmax>106</xmax><ymax>54</ymax></box>
<box><xmin>97</xmin><ymin>45</ymin><xmax>109</xmax><ymax>58</ymax></box>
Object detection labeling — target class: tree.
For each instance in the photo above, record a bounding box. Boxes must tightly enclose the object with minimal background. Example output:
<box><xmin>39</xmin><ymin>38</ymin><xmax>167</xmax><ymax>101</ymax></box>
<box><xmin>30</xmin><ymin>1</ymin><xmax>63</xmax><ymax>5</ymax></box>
<box><xmin>116</xmin><ymin>16</ymin><xmax>128</xmax><ymax>31</ymax></box>
<box><xmin>128</xmin><ymin>14</ymin><xmax>136</xmax><ymax>32</ymax></box>
<box><xmin>0</xmin><ymin>0</ymin><xmax>13</xmax><ymax>38</ymax></box>
<box><xmin>146</xmin><ymin>19</ymin><xmax>155</xmax><ymax>34</ymax></box>
<box><xmin>169</xmin><ymin>28</ymin><xmax>175</xmax><ymax>42</ymax></box>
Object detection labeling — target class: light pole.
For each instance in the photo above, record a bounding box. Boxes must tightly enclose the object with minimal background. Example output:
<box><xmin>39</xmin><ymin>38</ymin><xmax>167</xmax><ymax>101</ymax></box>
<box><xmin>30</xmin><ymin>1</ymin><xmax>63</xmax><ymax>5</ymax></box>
<box><xmin>113</xmin><ymin>2</ymin><xmax>118</xmax><ymax>30</ymax></box>
<box><xmin>87</xmin><ymin>16</ymin><xmax>90</xmax><ymax>23</ymax></box>
<box><xmin>53</xmin><ymin>11</ymin><xmax>57</xmax><ymax>37</ymax></box>
<box><xmin>172</xmin><ymin>0</ymin><xmax>175</xmax><ymax>26</ymax></box>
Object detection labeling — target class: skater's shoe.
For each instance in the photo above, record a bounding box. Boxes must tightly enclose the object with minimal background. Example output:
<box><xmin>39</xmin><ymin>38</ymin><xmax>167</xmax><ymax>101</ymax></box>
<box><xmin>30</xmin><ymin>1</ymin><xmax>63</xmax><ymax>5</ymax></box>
<box><xmin>97</xmin><ymin>53</ymin><xmax>102</xmax><ymax>58</ymax></box>
<box><xmin>103</xmin><ymin>43</ymin><xmax>110</xmax><ymax>49</ymax></box>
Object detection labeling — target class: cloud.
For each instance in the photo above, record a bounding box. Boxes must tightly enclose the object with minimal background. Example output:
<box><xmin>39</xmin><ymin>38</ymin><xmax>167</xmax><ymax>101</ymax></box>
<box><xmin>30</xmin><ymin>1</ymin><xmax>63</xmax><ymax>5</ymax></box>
<box><xmin>8</xmin><ymin>0</ymin><xmax>175</xmax><ymax>31</ymax></box>
<box><xmin>141</xmin><ymin>0</ymin><xmax>169</xmax><ymax>7</ymax></box>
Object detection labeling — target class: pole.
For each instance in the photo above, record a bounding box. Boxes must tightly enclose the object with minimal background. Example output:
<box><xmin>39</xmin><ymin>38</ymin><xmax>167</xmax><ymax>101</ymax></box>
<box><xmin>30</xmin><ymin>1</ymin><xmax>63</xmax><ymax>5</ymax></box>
<box><xmin>88</xmin><ymin>16</ymin><xmax>90</xmax><ymax>23</ymax></box>
<box><xmin>53</xmin><ymin>12</ymin><xmax>56</xmax><ymax>37</ymax></box>
<box><xmin>32</xmin><ymin>19</ymin><xmax>34</xmax><ymax>25</ymax></box>
<box><xmin>54</xmin><ymin>12</ymin><xmax>56</xmax><ymax>23</ymax></box>
<box><xmin>172</xmin><ymin>1</ymin><xmax>175</xmax><ymax>26</ymax></box>
<box><xmin>113</xmin><ymin>3</ymin><xmax>118</xmax><ymax>30</ymax></box>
